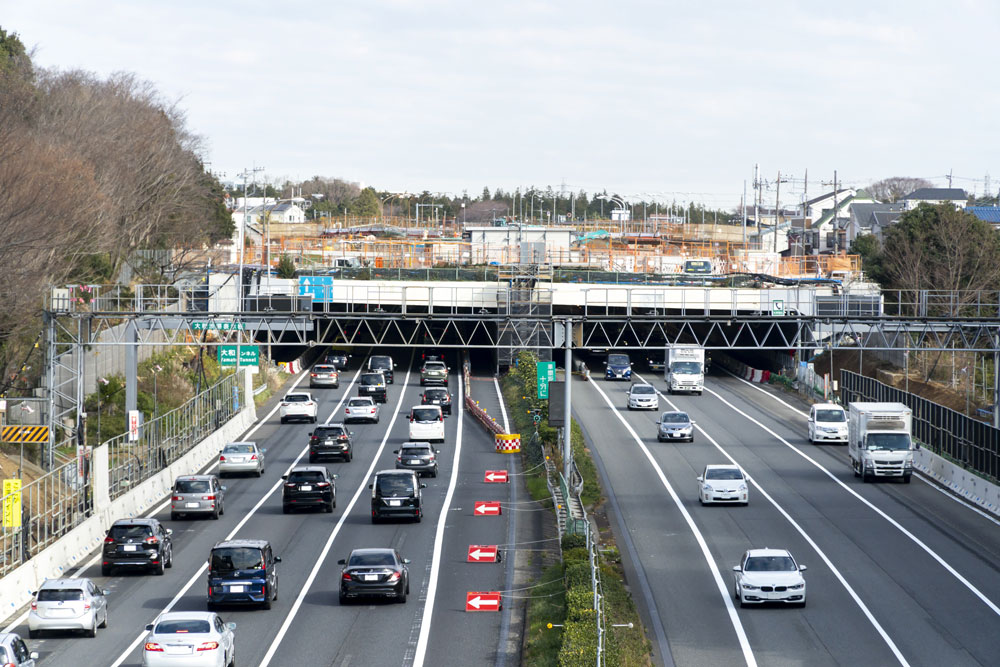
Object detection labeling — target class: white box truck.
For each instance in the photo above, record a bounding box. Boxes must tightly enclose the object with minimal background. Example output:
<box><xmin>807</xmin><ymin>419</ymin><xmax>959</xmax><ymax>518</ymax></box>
<box><xmin>848</xmin><ymin>402</ymin><xmax>917</xmax><ymax>483</ymax></box>
<box><xmin>665</xmin><ymin>345</ymin><xmax>705</xmax><ymax>395</ymax></box>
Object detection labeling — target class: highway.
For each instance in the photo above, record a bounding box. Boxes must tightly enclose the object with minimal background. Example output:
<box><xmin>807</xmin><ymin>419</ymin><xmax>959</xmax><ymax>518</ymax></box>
<box><xmin>2</xmin><ymin>351</ymin><xmax>517</xmax><ymax>667</ymax></box>
<box><xmin>574</xmin><ymin>362</ymin><xmax>1000</xmax><ymax>667</ymax></box>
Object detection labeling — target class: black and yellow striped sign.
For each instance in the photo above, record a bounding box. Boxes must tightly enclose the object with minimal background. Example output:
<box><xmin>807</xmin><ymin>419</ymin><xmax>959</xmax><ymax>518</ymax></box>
<box><xmin>1</xmin><ymin>425</ymin><xmax>49</xmax><ymax>443</ymax></box>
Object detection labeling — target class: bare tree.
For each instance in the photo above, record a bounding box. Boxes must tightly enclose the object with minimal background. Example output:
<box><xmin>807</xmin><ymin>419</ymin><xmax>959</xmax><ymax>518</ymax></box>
<box><xmin>867</xmin><ymin>177</ymin><xmax>934</xmax><ymax>203</ymax></box>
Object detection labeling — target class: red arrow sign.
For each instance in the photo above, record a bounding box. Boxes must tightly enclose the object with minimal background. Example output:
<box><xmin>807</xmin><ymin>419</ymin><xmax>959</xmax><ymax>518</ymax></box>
<box><xmin>484</xmin><ymin>470</ymin><xmax>509</xmax><ymax>483</ymax></box>
<box><xmin>466</xmin><ymin>591</ymin><xmax>502</xmax><ymax>612</ymax></box>
<box><xmin>467</xmin><ymin>545</ymin><xmax>499</xmax><ymax>562</ymax></box>
<box><xmin>474</xmin><ymin>501</ymin><xmax>502</xmax><ymax>516</ymax></box>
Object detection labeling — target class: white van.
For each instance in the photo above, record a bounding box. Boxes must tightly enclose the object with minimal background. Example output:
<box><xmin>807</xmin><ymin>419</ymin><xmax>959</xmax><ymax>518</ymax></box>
<box><xmin>408</xmin><ymin>405</ymin><xmax>445</xmax><ymax>443</ymax></box>
<box><xmin>807</xmin><ymin>403</ymin><xmax>848</xmax><ymax>443</ymax></box>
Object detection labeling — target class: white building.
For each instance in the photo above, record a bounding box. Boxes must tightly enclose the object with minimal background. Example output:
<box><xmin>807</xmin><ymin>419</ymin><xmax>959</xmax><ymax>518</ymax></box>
<box><xmin>901</xmin><ymin>188</ymin><xmax>968</xmax><ymax>210</ymax></box>
<box><xmin>462</xmin><ymin>225</ymin><xmax>573</xmax><ymax>264</ymax></box>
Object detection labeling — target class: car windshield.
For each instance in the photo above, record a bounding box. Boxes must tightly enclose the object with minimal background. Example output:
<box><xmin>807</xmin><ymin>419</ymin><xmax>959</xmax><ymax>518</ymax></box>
<box><xmin>348</xmin><ymin>552</ymin><xmax>395</xmax><ymax>567</ymax></box>
<box><xmin>284</xmin><ymin>394</ymin><xmax>309</xmax><ymax>402</ymax></box>
<box><xmin>210</xmin><ymin>547</ymin><xmax>263</xmax><ymax>571</ymax></box>
<box><xmin>155</xmin><ymin>619</ymin><xmax>211</xmax><ymax>634</ymax></box>
<box><xmin>423</xmin><ymin>362</ymin><xmax>446</xmax><ymax>371</ymax></box>
<box><xmin>315</xmin><ymin>427</ymin><xmax>346</xmax><ymax>437</ymax></box>
<box><xmin>377</xmin><ymin>475</ymin><xmax>414</xmax><ymax>496</ymax></box>
<box><xmin>866</xmin><ymin>433</ymin><xmax>911</xmax><ymax>451</ymax></box>
<box><xmin>361</xmin><ymin>374</ymin><xmax>383</xmax><ymax>386</ymax></box>
<box><xmin>314</xmin><ymin>365</ymin><xmax>336</xmax><ymax>373</ymax></box>
<box><xmin>223</xmin><ymin>443</ymin><xmax>255</xmax><ymax>454</ymax></box>
<box><xmin>412</xmin><ymin>408</ymin><xmax>440</xmax><ymax>422</ymax></box>
<box><xmin>288</xmin><ymin>470</ymin><xmax>325</xmax><ymax>483</ymax></box>
<box><xmin>370</xmin><ymin>356</ymin><xmax>391</xmax><ymax>368</ymax></box>
<box><xmin>631</xmin><ymin>385</ymin><xmax>655</xmax><ymax>395</ymax></box>
<box><xmin>660</xmin><ymin>413</ymin><xmax>689</xmax><ymax>424</ymax></box>
<box><xmin>705</xmin><ymin>468</ymin><xmax>743</xmax><ymax>480</ymax></box>
<box><xmin>425</xmin><ymin>389</ymin><xmax>448</xmax><ymax>399</ymax></box>
<box><xmin>37</xmin><ymin>588</ymin><xmax>84</xmax><ymax>602</ymax></box>
<box><xmin>816</xmin><ymin>410</ymin><xmax>846</xmax><ymax>422</ymax></box>
<box><xmin>608</xmin><ymin>354</ymin><xmax>629</xmax><ymax>366</ymax></box>
<box><xmin>348</xmin><ymin>398</ymin><xmax>373</xmax><ymax>407</ymax></box>
<box><xmin>109</xmin><ymin>524</ymin><xmax>153</xmax><ymax>540</ymax></box>
<box><xmin>744</xmin><ymin>556</ymin><xmax>796</xmax><ymax>572</ymax></box>
<box><xmin>671</xmin><ymin>361</ymin><xmax>701</xmax><ymax>374</ymax></box>
<box><xmin>175</xmin><ymin>479</ymin><xmax>210</xmax><ymax>493</ymax></box>
<box><xmin>402</xmin><ymin>446</ymin><xmax>432</xmax><ymax>456</ymax></box>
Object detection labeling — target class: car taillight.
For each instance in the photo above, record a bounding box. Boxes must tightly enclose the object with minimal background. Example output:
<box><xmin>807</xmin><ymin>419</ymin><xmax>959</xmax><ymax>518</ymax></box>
<box><xmin>144</xmin><ymin>536</ymin><xmax>159</xmax><ymax>545</ymax></box>
<box><xmin>439</xmin><ymin>415</ymin><xmax>443</xmax><ymax>422</ymax></box>
<box><xmin>387</xmin><ymin>572</ymin><xmax>401</xmax><ymax>583</ymax></box>
<box><xmin>202</xmin><ymin>495</ymin><xmax>216</xmax><ymax>500</ymax></box>
<box><xmin>317</xmin><ymin>482</ymin><xmax>330</xmax><ymax>487</ymax></box>
<box><xmin>342</xmin><ymin>572</ymin><xmax>352</xmax><ymax>580</ymax></box>
<box><xmin>30</xmin><ymin>601</ymin><xmax>36</xmax><ymax>610</ymax></box>
<box><xmin>145</xmin><ymin>642</ymin><xmax>164</xmax><ymax>652</ymax></box>
<box><xmin>219</xmin><ymin>455</ymin><xmax>226</xmax><ymax>462</ymax></box>
<box><xmin>196</xmin><ymin>642</ymin><xmax>220</xmax><ymax>652</ymax></box>
<box><xmin>250</xmin><ymin>454</ymin><xmax>258</xmax><ymax>460</ymax></box>
<box><xmin>311</xmin><ymin>373</ymin><xmax>317</xmax><ymax>377</ymax></box>
<box><xmin>281</xmin><ymin>402</ymin><xmax>289</xmax><ymax>407</ymax></box>
<box><xmin>104</xmin><ymin>536</ymin><xmax>115</xmax><ymax>543</ymax></box>
<box><xmin>285</xmin><ymin>482</ymin><xmax>296</xmax><ymax>488</ymax></box>
<box><xmin>396</xmin><ymin>456</ymin><xmax>402</xmax><ymax>462</ymax></box>
<box><xmin>428</xmin><ymin>455</ymin><xmax>435</xmax><ymax>461</ymax></box>
<box><xmin>84</xmin><ymin>603</ymin><xmax>91</xmax><ymax>611</ymax></box>
<box><xmin>338</xmin><ymin>436</ymin><xmax>348</xmax><ymax>441</ymax></box>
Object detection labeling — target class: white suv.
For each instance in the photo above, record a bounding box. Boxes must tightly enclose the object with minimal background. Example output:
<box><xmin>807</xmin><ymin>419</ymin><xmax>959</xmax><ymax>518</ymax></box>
<box><xmin>408</xmin><ymin>405</ymin><xmax>445</xmax><ymax>443</ymax></box>
<box><xmin>807</xmin><ymin>403</ymin><xmax>848</xmax><ymax>443</ymax></box>
<box><xmin>280</xmin><ymin>392</ymin><xmax>318</xmax><ymax>424</ymax></box>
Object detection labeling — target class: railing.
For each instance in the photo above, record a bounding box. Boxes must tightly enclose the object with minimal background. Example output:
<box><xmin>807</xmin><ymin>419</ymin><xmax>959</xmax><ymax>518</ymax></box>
<box><xmin>0</xmin><ymin>460</ymin><xmax>88</xmax><ymax>578</ymax></box>
<box><xmin>840</xmin><ymin>370</ymin><xmax>1000</xmax><ymax>482</ymax></box>
<box><xmin>106</xmin><ymin>372</ymin><xmax>243</xmax><ymax>500</ymax></box>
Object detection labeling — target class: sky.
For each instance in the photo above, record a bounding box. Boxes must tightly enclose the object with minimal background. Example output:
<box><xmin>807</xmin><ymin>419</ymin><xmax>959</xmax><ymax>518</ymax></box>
<box><xmin>4</xmin><ymin>0</ymin><xmax>998</xmax><ymax>209</ymax></box>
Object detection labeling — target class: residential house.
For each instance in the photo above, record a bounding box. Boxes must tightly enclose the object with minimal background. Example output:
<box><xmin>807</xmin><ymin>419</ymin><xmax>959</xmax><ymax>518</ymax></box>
<box><xmin>901</xmin><ymin>188</ymin><xmax>967</xmax><ymax>210</ymax></box>
<box><xmin>244</xmin><ymin>201</ymin><xmax>308</xmax><ymax>225</ymax></box>
<box><xmin>802</xmin><ymin>188</ymin><xmax>855</xmax><ymax>222</ymax></box>
<box><xmin>848</xmin><ymin>200</ymin><xmax>905</xmax><ymax>242</ymax></box>
<box><xmin>807</xmin><ymin>190</ymin><xmax>876</xmax><ymax>254</ymax></box>
<box><xmin>966</xmin><ymin>206</ymin><xmax>1000</xmax><ymax>230</ymax></box>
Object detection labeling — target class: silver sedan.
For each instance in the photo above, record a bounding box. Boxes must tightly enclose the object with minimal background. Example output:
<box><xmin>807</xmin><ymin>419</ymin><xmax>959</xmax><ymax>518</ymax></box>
<box><xmin>141</xmin><ymin>611</ymin><xmax>236</xmax><ymax>667</ymax></box>
<box><xmin>626</xmin><ymin>383</ymin><xmax>659</xmax><ymax>410</ymax></box>
<box><xmin>218</xmin><ymin>442</ymin><xmax>265</xmax><ymax>477</ymax></box>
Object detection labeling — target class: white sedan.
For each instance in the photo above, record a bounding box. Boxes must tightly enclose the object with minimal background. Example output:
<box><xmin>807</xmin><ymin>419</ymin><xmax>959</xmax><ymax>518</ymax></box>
<box><xmin>697</xmin><ymin>464</ymin><xmax>748</xmax><ymax>505</ymax></box>
<box><xmin>142</xmin><ymin>611</ymin><xmax>235</xmax><ymax>667</ymax></box>
<box><xmin>626</xmin><ymin>383</ymin><xmax>658</xmax><ymax>410</ymax></box>
<box><xmin>732</xmin><ymin>548</ymin><xmax>807</xmax><ymax>608</ymax></box>
<box><xmin>279</xmin><ymin>392</ymin><xmax>318</xmax><ymax>424</ymax></box>
<box><xmin>344</xmin><ymin>396</ymin><xmax>380</xmax><ymax>424</ymax></box>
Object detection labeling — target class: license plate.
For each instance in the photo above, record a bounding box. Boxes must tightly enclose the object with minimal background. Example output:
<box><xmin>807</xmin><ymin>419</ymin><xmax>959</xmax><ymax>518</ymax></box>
<box><xmin>165</xmin><ymin>645</ymin><xmax>193</xmax><ymax>655</ymax></box>
<box><xmin>432</xmin><ymin>400</ymin><xmax>441</xmax><ymax>404</ymax></box>
<box><xmin>670</xmin><ymin>433</ymin><xmax>682</xmax><ymax>438</ymax></box>
<box><xmin>407</xmin><ymin>460</ymin><xmax>420</xmax><ymax>465</ymax></box>
<box><xmin>229</xmin><ymin>585</ymin><xmax>245</xmax><ymax>593</ymax></box>
<box><xmin>124</xmin><ymin>545</ymin><xmax>138</xmax><ymax>552</ymax></box>
<box><xmin>389</xmin><ymin>500</ymin><xmax>401</xmax><ymax>507</ymax></box>
<box><xmin>300</xmin><ymin>485</ymin><xmax>313</xmax><ymax>491</ymax></box>
<box><xmin>364</xmin><ymin>574</ymin><xmax>378</xmax><ymax>581</ymax></box>
<box><xmin>186</xmin><ymin>502</ymin><xmax>199</xmax><ymax>508</ymax></box>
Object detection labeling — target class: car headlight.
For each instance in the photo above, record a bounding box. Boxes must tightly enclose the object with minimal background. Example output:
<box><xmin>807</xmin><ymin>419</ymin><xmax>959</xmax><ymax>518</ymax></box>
<box><xmin>738</xmin><ymin>484</ymin><xmax>747</xmax><ymax>492</ymax></box>
<box><xmin>741</xmin><ymin>583</ymin><xmax>758</xmax><ymax>590</ymax></box>
<box><xmin>787</xmin><ymin>583</ymin><xmax>804</xmax><ymax>590</ymax></box>
<box><xmin>702</xmin><ymin>484</ymin><xmax>712</xmax><ymax>491</ymax></box>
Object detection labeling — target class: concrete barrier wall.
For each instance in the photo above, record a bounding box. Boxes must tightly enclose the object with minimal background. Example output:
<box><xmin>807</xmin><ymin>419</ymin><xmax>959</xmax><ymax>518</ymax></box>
<box><xmin>0</xmin><ymin>370</ymin><xmax>257</xmax><ymax>622</ymax></box>
<box><xmin>915</xmin><ymin>448</ymin><xmax>1000</xmax><ymax>517</ymax></box>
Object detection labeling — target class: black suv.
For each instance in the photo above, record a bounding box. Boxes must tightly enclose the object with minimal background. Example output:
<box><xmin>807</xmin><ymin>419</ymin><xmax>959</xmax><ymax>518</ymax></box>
<box><xmin>309</xmin><ymin>424</ymin><xmax>353</xmax><ymax>462</ymax></box>
<box><xmin>324</xmin><ymin>351</ymin><xmax>350</xmax><ymax>369</ymax></box>
<box><xmin>421</xmin><ymin>387</ymin><xmax>452</xmax><ymax>415</ymax></box>
<box><xmin>393</xmin><ymin>442</ymin><xmax>440</xmax><ymax>477</ymax></box>
<box><xmin>207</xmin><ymin>539</ymin><xmax>281</xmax><ymax>610</ymax></box>
<box><xmin>358</xmin><ymin>372</ymin><xmax>387</xmax><ymax>403</ymax></box>
<box><xmin>370</xmin><ymin>470</ymin><xmax>426</xmax><ymax>523</ymax></box>
<box><xmin>282</xmin><ymin>466</ymin><xmax>337</xmax><ymax>513</ymax></box>
<box><xmin>102</xmin><ymin>518</ymin><xmax>173</xmax><ymax>576</ymax></box>
<box><xmin>367</xmin><ymin>355</ymin><xmax>394</xmax><ymax>384</ymax></box>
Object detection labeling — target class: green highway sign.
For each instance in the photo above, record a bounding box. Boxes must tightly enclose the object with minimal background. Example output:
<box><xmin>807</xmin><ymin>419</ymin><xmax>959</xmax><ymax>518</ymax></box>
<box><xmin>193</xmin><ymin>321</ymin><xmax>245</xmax><ymax>331</ymax></box>
<box><xmin>536</xmin><ymin>361</ymin><xmax>556</xmax><ymax>400</ymax></box>
<box><xmin>771</xmin><ymin>299</ymin><xmax>785</xmax><ymax>317</ymax></box>
<box><xmin>218</xmin><ymin>345</ymin><xmax>259</xmax><ymax>367</ymax></box>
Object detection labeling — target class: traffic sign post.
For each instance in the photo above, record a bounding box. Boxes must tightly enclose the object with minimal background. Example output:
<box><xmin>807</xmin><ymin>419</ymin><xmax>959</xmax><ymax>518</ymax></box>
<box><xmin>218</xmin><ymin>345</ymin><xmax>260</xmax><ymax>367</ymax></box>
<box><xmin>536</xmin><ymin>361</ymin><xmax>556</xmax><ymax>399</ymax></box>
<box><xmin>771</xmin><ymin>299</ymin><xmax>785</xmax><ymax>316</ymax></box>
<box><xmin>484</xmin><ymin>470</ymin><xmax>509</xmax><ymax>483</ymax></box>
<box><xmin>467</xmin><ymin>545</ymin><xmax>500</xmax><ymax>563</ymax></box>
<box><xmin>2</xmin><ymin>478</ymin><xmax>22</xmax><ymax>528</ymax></box>
<box><xmin>474</xmin><ymin>501</ymin><xmax>502</xmax><ymax>516</ymax></box>
<box><xmin>465</xmin><ymin>591</ymin><xmax>502</xmax><ymax>612</ymax></box>
<box><xmin>127</xmin><ymin>409</ymin><xmax>142</xmax><ymax>442</ymax></box>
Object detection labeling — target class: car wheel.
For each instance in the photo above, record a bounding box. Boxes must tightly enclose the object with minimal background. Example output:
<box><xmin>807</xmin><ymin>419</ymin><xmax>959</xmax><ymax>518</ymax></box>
<box><xmin>325</xmin><ymin>501</ymin><xmax>334</xmax><ymax>513</ymax></box>
<box><xmin>798</xmin><ymin>598</ymin><xmax>807</xmax><ymax>608</ymax></box>
<box><xmin>375</xmin><ymin>416</ymin><xmax>380</xmax><ymax>424</ymax></box>
<box><xmin>903</xmin><ymin>474</ymin><xmax>912</xmax><ymax>484</ymax></box>
<box><xmin>171</xmin><ymin>512</ymin><xmax>180</xmax><ymax>521</ymax></box>
<box><xmin>346</xmin><ymin>452</ymin><xmax>352</xmax><ymax>462</ymax></box>
<box><xmin>87</xmin><ymin>616</ymin><xmax>98</xmax><ymax>638</ymax></box>
<box><xmin>431</xmin><ymin>469</ymin><xmax>438</xmax><ymax>478</ymax></box>
<box><xmin>311</xmin><ymin>416</ymin><xmax>317</xmax><ymax>423</ymax></box>
<box><xmin>219</xmin><ymin>501</ymin><xmax>225</xmax><ymax>516</ymax></box>
<box><xmin>255</xmin><ymin>467</ymin><xmax>263</xmax><ymax>477</ymax></box>
<box><xmin>28</xmin><ymin>629</ymin><xmax>38</xmax><ymax>639</ymax></box>
<box><xmin>166</xmin><ymin>549</ymin><xmax>173</xmax><ymax>568</ymax></box>
<box><xmin>853</xmin><ymin>459</ymin><xmax>860</xmax><ymax>477</ymax></box>
<box><xmin>282</xmin><ymin>505</ymin><xmax>291</xmax><ymax>514</ymax></box>
<box><xmin>280</xmin><ymin>417</ymin><xmax>287</xmax><ymax>424</ymax></box>
<box><xmin>339</xmin><ymin>591</ymin><xmax>349</xmax><ymax>605</ymax></box>
<box><xmin>308</xmin><ymin>454</ymin><xmax>317</xmax><ymax>463</ymax></box>
<box><xmin>207</xmin><ymin>601</ymin><xmax>216</xmax><ymax>611</ymax></box>
<box><xmin>263</xmin><ymin>588</ymin><xmax>272</xmax><ymax>610</ymax></box>
<box><xmin>102</xmin><ymin>564</ymin><xmax>112</xmax><ymax>576</ymax></box>
<box><xmin>100</xmin><ymin>608</ymin><xmax>109</xmax><ymax>628</ymax></box>
<box><xmin>153</xmin><ymin>559</ymin><xmax>165</xmax><ymax>576</ymax></box>
<box><xmin>415</xmin><ymin>512</ymin><xmax>422</xmax><ymax>523</ymax></box>
<box><xmin>228</xmin><ymin>647</ymin><xmax>236</xmax><ymax>667</ymax></box>
<box><xmin>212</xmin><ymin>507</ymin><xmax>220</xmax><ymax>520</ymax></box>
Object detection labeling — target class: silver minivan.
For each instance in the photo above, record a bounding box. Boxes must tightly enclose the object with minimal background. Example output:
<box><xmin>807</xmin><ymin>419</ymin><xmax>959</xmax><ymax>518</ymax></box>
<box><xmin>27</xmin><ymin>578</ymin><xmax>109</xmax><ymax>638</ymax></box>
<box><xmin>170</xmin><ymin>475</ymin><xmax>226</xmax><ymax>520</ymax></box>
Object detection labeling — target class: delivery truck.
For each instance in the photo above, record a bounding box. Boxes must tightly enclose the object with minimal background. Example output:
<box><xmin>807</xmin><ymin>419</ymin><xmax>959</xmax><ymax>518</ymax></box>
<box><xmin>848</xmin><ymin>402</ymin><xmax>917</xmax><ymax>483</ymax></box>
<box><xmin>665</xmin><ymin>344</ymin><xmax>705</xmax><ymax>395</ymax></box>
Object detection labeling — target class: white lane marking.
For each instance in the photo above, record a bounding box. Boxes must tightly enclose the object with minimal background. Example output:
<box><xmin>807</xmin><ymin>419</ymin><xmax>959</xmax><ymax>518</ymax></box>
<box><xmin>635</xmin><ymin>373</ymin><xmax>909</xmax><ymax>666</ymax></box>
<box><xmin>719</xmin><ymin>368</ymin><xmax>1000</xmax><ymax>527</ymax></box>
<box><xmin>697</xmin><ymin>377</ymin><xmax>1000</xmax><ymax>619</ymax></box>
<box><xmin>411</xmin><ymin>370</ymin><xmax>466</xmax><ymax>667</ymax></box>
<box><xmin>1</xmin><ymin>364</ymin><xmax>322</xmax><ymax>633</ymax></box>
<box><xmin>588</xmin><ymin>379</ymin><xmax>757</xmax><ymax>667</ymax></box>
<box><xmin>258</xmin><ymin>361</ymin><xmax>415</xmax><ymax>667</ymax></box>
<box><xmin>493</xmin><ymin>376</ymin><xmax>510</xmax><ymax>433</ymax></box>
<box><xmin>105</xmin><ymin>362</ymin><xmax>360</xmax><ymax>667</ymax></box>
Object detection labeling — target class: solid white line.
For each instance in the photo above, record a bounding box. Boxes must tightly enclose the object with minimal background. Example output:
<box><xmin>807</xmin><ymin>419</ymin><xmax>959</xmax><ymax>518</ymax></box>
<box><xmin>105</xmin><ymin>362</ymin><xmax>361</xmax><ymax>667</ymax></box>
<box><xmin>635</xmin><ymin>373</ymin><xmax>909</xmax><ymax>666</ymax></box>
<box><xmin>258</xmin><ymin>361</ymin><xmax>415</xmax><ymax>667</ymax></box>
<box><xmin>411</xmin><ymin>369</ymin><xmax>465</xmax><ymax>667</ymax></box>
<box><xmin>493</xmin><ymin>376</ymin><xmax>510</xmax><ymax>433</ymax></box>
<box><xmin>698</xmin><ymin>377</ymin><xmax>1000</xmax><ymax>619</ymax></box>
<box><xmin>588</xmin><ymin>379</ymin><xmax>757</xmax><ymax>667</ymax></box>
<box><xmin>718</xmin><ymin>367</ymin><xmax>1000</xmax><ymax>526</ymax></box>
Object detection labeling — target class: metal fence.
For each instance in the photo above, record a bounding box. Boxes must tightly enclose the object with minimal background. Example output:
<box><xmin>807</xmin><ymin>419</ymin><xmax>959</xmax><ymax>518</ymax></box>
<box><xmin>0</xmin><ymin>460</ymin><xmax>88</xmax><ymax>577</ymax></box>
<box><xmin>107</xmin><ymin>372</ymin><xmax>243</xmax><ymax>500</ymax></box>
<box><xmin>840</xmin><ymin>370</ymin><xmax>1000</xmax><ymax>482</ymax></box>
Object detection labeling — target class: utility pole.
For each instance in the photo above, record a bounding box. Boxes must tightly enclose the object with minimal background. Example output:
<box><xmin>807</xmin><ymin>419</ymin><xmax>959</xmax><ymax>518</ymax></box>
<box><xmin>832</xmin><ymin>170</ymin><xmax>839</xmax><ymax>253</ymax></box>
<box><xmin>947</xmin><ymin>169</ymin><xmax>953</xmax><ymax>189</ymax></box>
<box><xmin>774</xmin><ymin>170</ymin><xmax>789</xmax><ymax>254</ymax></box>
<box><xmin>742</xmin><ymin>180</ymin><xmax>747</xmax><ymax>247</ymax></box>
<box><xmin>753</xmin><ymin>164</ymin><xmax>761</xmax><ymax>238</ymax></box>
<box><xmin>802</xmin><ymin>168</ymin><xmax>808</xmax><ymax>257</ymax></box>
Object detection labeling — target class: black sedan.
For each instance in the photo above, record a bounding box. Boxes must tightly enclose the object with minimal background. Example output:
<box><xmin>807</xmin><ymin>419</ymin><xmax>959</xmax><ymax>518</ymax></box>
<box><xmin>421</xmin><ymin>387</ymin><xmax>452</xmax><ymax>415</ymax></box>
<box><xmin>338</xmin><ymin>548</ymin><xmax>410</xmax><ymax>604</ymax></box>
<box><xmin>325</xmin><ymin>351</ymin><xmax>350</xmax><ymax>369</ymax></box>
<box><xmin>282</xmin><ymin>466</ymin><xmax>337</xmax><ymax>513</ymax></box>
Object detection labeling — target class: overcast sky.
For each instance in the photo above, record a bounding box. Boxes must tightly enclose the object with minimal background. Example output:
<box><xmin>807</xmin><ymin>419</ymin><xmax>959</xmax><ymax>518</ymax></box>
<box><xmin>4</xmin><ymin>0</ymin><xmax>998</xmax><ymax>208</ymax></box>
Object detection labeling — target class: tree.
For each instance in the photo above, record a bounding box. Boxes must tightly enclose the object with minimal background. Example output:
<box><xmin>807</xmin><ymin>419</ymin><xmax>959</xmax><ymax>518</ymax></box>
<box><xmin>276</xmin><ymin>254</ymin><xmax>296</xmax><ymax>279</ymax></box>
<box><xmin>848</xmin><ymin>233</ymin><xmax>884</xmax><ymax>283</ymax></box>
<box><xmin>0</xmin><ymin>27</ymin><xmax>30</xmax><ymax>79</ymax></box>
<box><xmin>350</xmin><ymin>186</ymin><xmax>379</xmax><ymax>217</ymax></box>
<box><xmin>867</xmin><ymin>177</ymin><xmax>934</xmax><ymax>203</ymax></box>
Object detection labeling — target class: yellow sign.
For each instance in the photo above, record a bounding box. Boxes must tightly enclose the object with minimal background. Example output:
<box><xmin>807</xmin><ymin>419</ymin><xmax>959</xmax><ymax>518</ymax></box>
<box><xmin>2</xmin><ymin>478</ymin><xmax>22</xmax><ymax>528</ymax></box>
<box><xmin>1</xmin><ymin>425</ymin><xmax>49</xmax><ymax>443</ymax></box>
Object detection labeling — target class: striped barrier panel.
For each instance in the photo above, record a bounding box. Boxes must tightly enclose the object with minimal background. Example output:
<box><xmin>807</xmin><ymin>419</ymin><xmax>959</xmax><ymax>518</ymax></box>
<box><xmin>495</xmin><ymin>433</ymin><xmax>521</xmax><ymax>453</ymax></box>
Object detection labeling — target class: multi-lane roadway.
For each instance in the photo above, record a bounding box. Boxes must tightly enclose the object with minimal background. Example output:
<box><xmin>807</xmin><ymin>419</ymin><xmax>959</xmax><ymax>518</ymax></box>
<box><xmin>574</xmin><ymin>363</ymin><xmax>1000</xmax><ymax>666</ymax></box>
<box><xmin>2</xmin><ymin>352</ymin><xmax>518</xmax><ymax>667</ymax></box>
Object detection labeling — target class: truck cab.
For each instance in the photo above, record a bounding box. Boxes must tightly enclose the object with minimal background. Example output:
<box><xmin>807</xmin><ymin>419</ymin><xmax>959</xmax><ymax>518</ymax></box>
<box><xmin>666</xmin><ymin>345</ymin><xmax>705</xmax><ymax>395</ymax></box>
<box><xmin>848</xmin><ymin>402</ymin><xmax>918</xmax><ymax>483</ymax></box>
